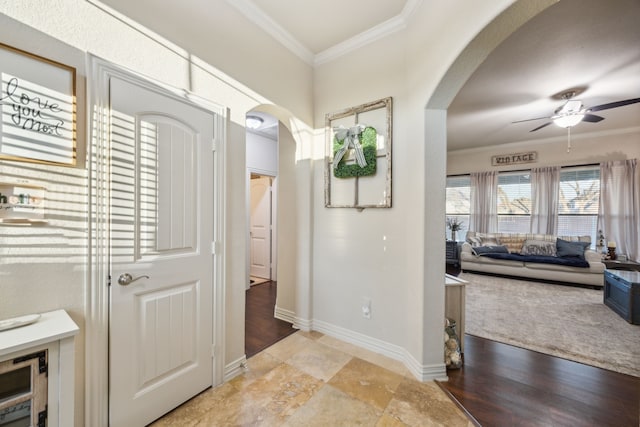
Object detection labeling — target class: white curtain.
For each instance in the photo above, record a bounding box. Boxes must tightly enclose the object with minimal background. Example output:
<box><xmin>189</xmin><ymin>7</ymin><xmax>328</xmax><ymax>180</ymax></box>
<box><xmin>530</xmin><ymin>166</ymin><xmax>560</xmax><ymax>235</ymax></box>
<box><xmin>598</xmin><ymin>159</ymin><xmax>639</xmax><ymax>261</ymax></box>
<box><xmin>470</xmin><ymin>171</ymin><xmax>498</xmax><ymax>233</ymax></box>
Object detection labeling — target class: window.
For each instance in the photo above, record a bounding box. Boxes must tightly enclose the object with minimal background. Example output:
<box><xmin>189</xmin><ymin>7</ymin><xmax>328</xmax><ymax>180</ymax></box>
<box><xmin>497</xmin><ymin>172</ymin><xmax>531</xmax><ymax>233</ymax></box>
<box><xmin>446</xmin><ymin>165</ymin><xmax>601</xmax><ymax>243</ymax></box>
<box><xmin>557</xmin><ymin>166</ymin><xmax>600</xmax><ymax>245</ymax></box>
<box><xmin>445</xmin><ymin>175</ymin><xmax>470</xmax><ymax>241</ymax></box>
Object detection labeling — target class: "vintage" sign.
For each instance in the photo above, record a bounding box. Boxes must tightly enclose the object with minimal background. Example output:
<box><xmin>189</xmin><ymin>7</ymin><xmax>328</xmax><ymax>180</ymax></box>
<box><xmin>491</xmin><ymin>151</ymin><xmax>537</xmax><ymax>166</ymax></box>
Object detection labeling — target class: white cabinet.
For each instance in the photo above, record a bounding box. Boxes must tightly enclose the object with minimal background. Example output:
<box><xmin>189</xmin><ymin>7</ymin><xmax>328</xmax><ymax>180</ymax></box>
<box><xmin>0</xmin><ymin>310</ymin><xmax>78</xmax><ymax>427</ymax></box>
<box><xmin>445</xmin><ymin>274</ymin><xmax>467</xmax><ymax>352</ymax></box>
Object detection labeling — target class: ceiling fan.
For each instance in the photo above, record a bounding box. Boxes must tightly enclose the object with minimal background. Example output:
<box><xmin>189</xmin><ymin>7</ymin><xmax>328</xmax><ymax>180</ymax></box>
<box><xmin>513</xmin><ymin>91</ymin><xmax>640</xmax><ymax>132</ymax></box>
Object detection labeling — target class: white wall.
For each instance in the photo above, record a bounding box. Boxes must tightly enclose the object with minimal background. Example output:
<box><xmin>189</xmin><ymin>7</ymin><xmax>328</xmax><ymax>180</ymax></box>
<box><xmin>311</xmin><ymin>0</ymin><xmax>560</xmax><ymax>377</ymax></box>
<box><xmin>0</xmin><ymin>2</ymin><xmax>313</xmax><ymax>425</ymax></box>
<box><xmin>246</xmin><ymin>131</ymin><xmax>277</xmax><ymax>174</ymax></box>
<box><xmin>0</xmin><ymin>14</ymin><xmax>89</xmax><ymax>425</ymax></box>
<box><xmin>448</xmin><ymin>128</ymin><xmax>640</xmax><ymax>174</ymax></box>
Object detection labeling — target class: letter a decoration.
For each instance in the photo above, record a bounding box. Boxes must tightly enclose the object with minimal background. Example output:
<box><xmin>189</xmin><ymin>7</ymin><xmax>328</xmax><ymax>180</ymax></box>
<box><xmin>332</xmin><ymin>124</ymin><xmax>377</xmax><ymax>178</ymax></box>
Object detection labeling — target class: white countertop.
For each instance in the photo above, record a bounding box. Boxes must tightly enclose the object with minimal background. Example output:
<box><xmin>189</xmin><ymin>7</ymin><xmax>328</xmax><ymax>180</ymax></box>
<box><xmin>0</xmin><ymin>309</ymin><xmax>79</xmax><ymax>357</ymax></box>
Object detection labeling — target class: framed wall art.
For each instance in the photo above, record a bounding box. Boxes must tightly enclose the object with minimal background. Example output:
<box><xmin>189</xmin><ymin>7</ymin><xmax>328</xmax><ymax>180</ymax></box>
<box><xmin>0</xmin><ymin>42</ymin><xmax>77</xmax><ymax>166</ymax></box>
<box><xmin>325</xmin><ymin>96</ymin><xmax>392</xmax><ymax>209</ymax></box>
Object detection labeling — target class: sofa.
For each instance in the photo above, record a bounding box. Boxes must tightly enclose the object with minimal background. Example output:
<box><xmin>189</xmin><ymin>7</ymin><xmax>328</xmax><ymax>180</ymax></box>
<box><xmin>460</xmin><ymin>231</ymin><xmax>605</xmax><ymax>287</ymax></box>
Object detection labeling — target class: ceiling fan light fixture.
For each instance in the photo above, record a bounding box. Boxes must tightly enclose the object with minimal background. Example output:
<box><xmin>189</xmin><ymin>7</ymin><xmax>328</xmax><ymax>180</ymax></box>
<box><xmin>245</xmin><ymin>115</ymin><xmax>264</xmax><ymax>130</ymax></box>
<box><xmin>553</xmin><ymin>114</ymin><xmax>584</xmax><ymax>128</ymax></box>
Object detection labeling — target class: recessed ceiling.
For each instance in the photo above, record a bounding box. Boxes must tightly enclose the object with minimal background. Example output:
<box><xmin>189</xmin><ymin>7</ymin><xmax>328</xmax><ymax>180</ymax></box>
<box><xmin>249</xmin><ymin>0</ymin><xmax>406</xmax><ymax>54</ymax></box>
<box><xmin>94</xmin><ymin>0</ymin><xmax>640</xmax><ymax>150</ymax></box>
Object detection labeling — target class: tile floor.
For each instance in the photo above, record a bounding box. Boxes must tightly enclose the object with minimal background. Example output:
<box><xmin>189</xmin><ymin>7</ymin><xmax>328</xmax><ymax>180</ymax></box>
<box><xmin>151</xmin><ymin>331</ymin><xmax>474</xmax><ymax>426</ymax></box>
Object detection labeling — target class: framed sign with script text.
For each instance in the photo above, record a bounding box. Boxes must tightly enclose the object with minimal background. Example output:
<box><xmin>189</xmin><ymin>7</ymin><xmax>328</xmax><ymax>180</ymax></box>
<box><xmin>0</xmin><ymin>43</ymin><xmax>76</xmax><ymax>166</ymax></box>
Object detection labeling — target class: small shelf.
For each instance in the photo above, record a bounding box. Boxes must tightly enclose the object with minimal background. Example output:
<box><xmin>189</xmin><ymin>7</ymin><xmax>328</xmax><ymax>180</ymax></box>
<box><xmin>0</xmin><ymin>182</ymin><xmax>46</xmax><ymax>226</ymax></box>
<box><xmin>0</xmin><ymin>218</ymin><xmax>48</xmax><ymax>226</ymax></box>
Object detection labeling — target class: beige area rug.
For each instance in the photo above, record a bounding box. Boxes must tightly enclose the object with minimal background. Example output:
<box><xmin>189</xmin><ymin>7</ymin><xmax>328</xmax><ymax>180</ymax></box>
<box><xmin>459</xmin><ymin>272</ymin><xmax>640</xmax><ymax>377</ymax></box>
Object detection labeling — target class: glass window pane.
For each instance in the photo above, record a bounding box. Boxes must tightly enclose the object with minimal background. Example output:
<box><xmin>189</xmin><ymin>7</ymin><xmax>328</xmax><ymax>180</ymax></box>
<box><xmin>497</xmin><ymin>172</ymin><xmax>531</xmax><ymax>214</ymax></box>
<box><xmin>497</xmin><ymin>215</ymin><xmax>530</xmax><ymax>233</ymax></box>
<box><xmin>559</xmin><ymin>167</ymin><xmax>600</xmax><ymax>215</ymax></box>
<box><xmin>446</xmin><ymin>176</ymin><xmax>471</xmax><ymax>215</ymax></box>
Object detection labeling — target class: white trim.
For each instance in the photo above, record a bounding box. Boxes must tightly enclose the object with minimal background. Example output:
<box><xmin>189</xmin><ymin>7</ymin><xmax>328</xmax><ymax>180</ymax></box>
<box><xmin>85</xmin><ymin>55</ymin><xmax>227</xmax><ymax>426</ymax></box>
<box><xmin>315</xmin><ymin>0</ymin><xmax>423</xmax><ymax>66</ymax></box>
<box><xmin>275</xmin><ymin>305</ymin><xmax>312</xmax><ymax>332</ymax></box>
<box><xmin>225</xmin><ymin>0</ymin><xmax>423</xmax><ymax>66</ymax></box>
<box><xmin>274</xmin><ymin>305</ymin><xmax>296</xmax><ymax>324</ymax></box>
<box><xmin>224</xmin><ymin>355</ymin><xmax>248</xmax><ymax>382</ymax></box>
<box><xmin>449</xmin><ymin>125</ymin><xmax>640</xmax><ymax>155</ymax></box>
<box><xmin>224</xmin><ymin>0</ymin><xmax>315</xmax><ymax>64</ymax></box>
<box><xmin>312</xmin><ymin>319</ymin><xmax>447</xmax><ymax>382</ymax></box>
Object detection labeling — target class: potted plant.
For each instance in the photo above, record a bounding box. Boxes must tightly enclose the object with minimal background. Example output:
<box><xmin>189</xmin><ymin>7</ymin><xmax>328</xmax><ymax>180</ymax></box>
<box><xmin>446</xmin><ymin>217</ymin><xmax>464</xmax><ymax>242</ymax></box>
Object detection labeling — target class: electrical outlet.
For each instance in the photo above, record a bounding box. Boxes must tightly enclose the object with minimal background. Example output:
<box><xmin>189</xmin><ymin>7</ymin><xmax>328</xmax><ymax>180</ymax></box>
<box><xmin>362</xmin><ymin>297</ymin><xmax>371</xmax><ymax>319</ymax></box>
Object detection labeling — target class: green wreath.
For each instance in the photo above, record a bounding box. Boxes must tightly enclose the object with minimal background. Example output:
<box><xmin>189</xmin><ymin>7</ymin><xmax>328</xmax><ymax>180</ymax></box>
<box><xmin>333</xmin><ymin>126</ymin><xmax>377</xmax><ymax>178</ymax></box>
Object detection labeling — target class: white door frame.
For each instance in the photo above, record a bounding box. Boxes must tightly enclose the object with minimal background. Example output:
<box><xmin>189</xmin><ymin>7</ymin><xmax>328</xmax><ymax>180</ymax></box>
<box><xmin>85</xmin><ymin>55</ymin><xmax>227</xmax><ymax>426</ymax></box>
<box><xmin>249</xmin><ymin>175</ymin><xmax>272</xmax><ymax>280</ymax></box>
<box><xmin>245</xmin><ymin>167</ymin><xmax>277</xmax><ymax>290</ymax></box>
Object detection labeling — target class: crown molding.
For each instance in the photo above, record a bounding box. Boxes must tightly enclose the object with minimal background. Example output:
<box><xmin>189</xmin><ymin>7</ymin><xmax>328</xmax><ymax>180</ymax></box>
<box><xmin>224</xmin><ymin>0</ymin><xmax>315</xmax><ymax>64</ymax></box>
<box><xmin>315</xmin><ymin>0</ymin><xmax>422</xmax><ymax>66</ymax></box>
<box><xmin>448</xmin><ymin>126</ymin><xmax>640</xmax><ymax>155</ymax></box>
<box><xmin>225</xmin><ymin>0</ymin><xmax>423</xmax><ymax>67</ymax></box>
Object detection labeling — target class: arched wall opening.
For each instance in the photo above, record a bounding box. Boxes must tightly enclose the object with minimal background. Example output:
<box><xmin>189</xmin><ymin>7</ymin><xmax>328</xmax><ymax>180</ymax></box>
<box><xmin>421</xmin><ymin>0</ymin><xmax>557</xmax><ymax>369</ymax></box>
<box><xmin>246</xmin><ymin>104</ymin><xmax>314</xmax><ymax>331</ymax></box>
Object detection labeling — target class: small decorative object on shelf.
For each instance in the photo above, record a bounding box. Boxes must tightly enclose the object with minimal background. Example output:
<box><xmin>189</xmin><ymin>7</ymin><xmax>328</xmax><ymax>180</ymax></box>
<box><xmin>597</xmin><ymin>230</ymin><xmax>606</xmax><ymax>255</ymax></box>
<box><xmin>0</xmin><ymin>183</ymin><xmax>47</xmax><ymax>225</ymax></box>
<box><xmin>607</xmin><ymin>241</ymin><xmax>617</xmax><ymax>260</ymax></box>
<box><xmin>444</xmin><ymin>318</ymin><xmax>462</xmax><ymax>369</ymax></box>
<box><xmin>446</xmin><ymin>217</ymin><xmax>464</xmax><ymax>242</ymax></box>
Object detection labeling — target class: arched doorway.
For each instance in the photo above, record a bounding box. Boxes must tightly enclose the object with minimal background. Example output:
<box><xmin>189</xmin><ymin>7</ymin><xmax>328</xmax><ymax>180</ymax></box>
<box><xmin>421</xmin><ymin>0</ymin><xmax>558</xmax><ymax>373</ymax></box>
<box><xmin>243</xmin><ymin>105</ymin><xmax>314</xmax><ymax>357</ymax></box>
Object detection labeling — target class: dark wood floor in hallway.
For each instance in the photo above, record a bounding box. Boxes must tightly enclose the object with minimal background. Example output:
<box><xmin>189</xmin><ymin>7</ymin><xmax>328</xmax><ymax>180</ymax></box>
<box><xmin>245</xmin><ymin>280</ymin><xmax>296</xmax><ymax>358</ymax></box>
<box><xmin>245</xmin><ymin>279</ymin><xmax>640</xmax><ymax>426</ymax></box>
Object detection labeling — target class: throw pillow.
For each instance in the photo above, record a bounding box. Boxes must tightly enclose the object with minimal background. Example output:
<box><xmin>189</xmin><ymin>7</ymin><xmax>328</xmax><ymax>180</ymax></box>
<box><xmin>467</xmin><ymin>236</ymin><xmax>482</xmax><ymax>247</ymax></box>
<box><xmin>499</xmin><ymin>235</ymin><xmax>527</xmax><ymax>253</ymax></box>
<box><xmin>472</xmin><ymin>245</ymin><xmax>509</xmax><ymax>256</ymax></box>
<box><xmin>521</xmin><ymin>239</ymin><xmax>557</xmax><ymax>256</ymax></box>
<box><xmin>556</xmin><ymin>238</ymin><xmax>590</xmax><ymax>259</ymax></box>
<box><xmin>480</xmin><ymin>237</ymin><xmax>500</xmax><ymax>246</ymax></box>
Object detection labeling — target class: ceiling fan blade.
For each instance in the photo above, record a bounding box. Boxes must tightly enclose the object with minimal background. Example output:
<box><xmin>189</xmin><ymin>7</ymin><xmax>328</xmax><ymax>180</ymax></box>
<box><xmin>512</xmin><ymin>116</ymin><xmax>550</xmax><ymax>124</ymax></box>
<box><xmin>530</xmin><ymin>122</ymin><xmax>552</xmax><ymax>132</ymax></box>
<box><xmin>588</xmin><ymin>97</ymin><xmax>640</xmax><ymax>112</ymax></box>
<box><xmin>582</xmin><ymin>114</ymin><xmax>605</xmax><ymax>123</ymax></box>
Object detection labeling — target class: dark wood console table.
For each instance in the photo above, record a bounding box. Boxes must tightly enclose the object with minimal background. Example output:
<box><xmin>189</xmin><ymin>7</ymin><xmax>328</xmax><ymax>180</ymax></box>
<box><xmin>446</xmin><ymin>241</ymin><xmax>460</xmax><ymax>267</ymax></box>
<box><xmin>603</xmin><ymin>259</ymin><xmax>640</xmax><ymax>272</ymax></box>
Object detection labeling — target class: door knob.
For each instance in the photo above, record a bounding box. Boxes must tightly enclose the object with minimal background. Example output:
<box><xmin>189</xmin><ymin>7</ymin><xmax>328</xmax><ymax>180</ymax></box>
<box><xmin>117</xmin><ymin>273</ymin><xmax>149</xmax><ymax>286</ymax></box>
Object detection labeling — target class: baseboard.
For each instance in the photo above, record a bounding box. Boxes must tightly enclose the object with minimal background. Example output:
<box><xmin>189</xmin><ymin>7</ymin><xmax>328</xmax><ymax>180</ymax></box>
<box><xmin>274</xmin><ymin>305</ymin><xmax>296</xmax><ymax>324</ymax></box>
<box><xmin>274</xmin><ymin>305</ymin><xmax>313</xmax><ymax>332</ymax></box>
<box><xmin>224</xmin><ymin>354</ymin><xmax>247</xmax><ymax>382</ymax></box>
<box><xmin>311</xmin><ymin>319</ymin><xmax>447</xmax><ymax>382</ymax></box>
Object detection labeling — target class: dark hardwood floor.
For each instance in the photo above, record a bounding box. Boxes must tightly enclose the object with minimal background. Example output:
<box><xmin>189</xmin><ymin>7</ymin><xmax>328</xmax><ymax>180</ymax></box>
<box><xmin>245</xmin><ymin>280</ymin><xmax>296</xmax><ymax>358</ymax></box>
<box><xmin>246</xmin><ymin>274</ymin><xmax>640</xmax><ymax>426</ymax></box>
<box><xmin>440</xmin><ymin>335</ymin><xmax>639</xmax><ymax>427</ymax></box>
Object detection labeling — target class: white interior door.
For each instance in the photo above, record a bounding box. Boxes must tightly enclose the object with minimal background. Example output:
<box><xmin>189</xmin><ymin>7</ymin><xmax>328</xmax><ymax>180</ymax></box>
<box><xmin>250</xmin><ymin>176</ymin><xmax>271</xmax><ymax>279</ymax></box>
<box><xmin>108</xmin><ymin>76</ymin><xmax>215</xmax><ymax>427</ymax></box>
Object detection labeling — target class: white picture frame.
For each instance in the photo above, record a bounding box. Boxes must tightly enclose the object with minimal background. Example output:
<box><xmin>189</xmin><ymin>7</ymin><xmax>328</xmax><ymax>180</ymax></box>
<box><xmin>325</xmin><ymin>97</ymin><xmax>392</xmax><ymax>209</ymax></box>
